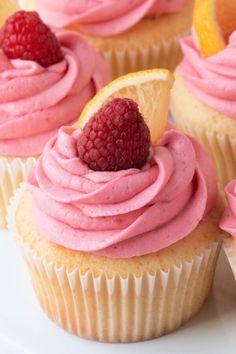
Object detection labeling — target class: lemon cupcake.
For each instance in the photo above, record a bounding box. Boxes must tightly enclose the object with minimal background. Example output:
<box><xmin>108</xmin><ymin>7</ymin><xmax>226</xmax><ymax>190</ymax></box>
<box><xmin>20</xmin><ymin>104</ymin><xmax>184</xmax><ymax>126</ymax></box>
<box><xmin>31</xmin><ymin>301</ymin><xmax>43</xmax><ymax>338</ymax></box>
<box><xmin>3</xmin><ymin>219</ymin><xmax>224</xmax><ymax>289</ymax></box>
<box><xmin>8</xmin><ymin>70</ymin><xmax>222</xmax><ymax>342</ymax></box>
<box><xmin>170</xmin><ymin>0</ymin><xmax>236</xmax><ymax>189</ymax></box>
<box><xmin>220</xmin><ymin>180</ymin><xmax>236</xmax><ymax>280</ymax></box>
<box><xmin>0</xmin><ymin>10</ymin><xmax>109</xmax><ymax>228</ymax></box>
<box><xmin>19</xmin><ymin>0</ymin><xmax>194</xmax><ymax>79</ymax></box>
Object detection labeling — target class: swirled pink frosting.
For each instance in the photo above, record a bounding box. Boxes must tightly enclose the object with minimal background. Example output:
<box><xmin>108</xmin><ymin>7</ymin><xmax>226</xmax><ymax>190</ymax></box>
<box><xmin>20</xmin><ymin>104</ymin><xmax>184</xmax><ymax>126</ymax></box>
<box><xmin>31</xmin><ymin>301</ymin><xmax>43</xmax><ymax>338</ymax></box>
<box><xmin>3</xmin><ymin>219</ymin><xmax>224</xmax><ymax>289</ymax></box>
<box><xmin>0</xmin><ymin>32</ymin><xmax>109</xmax><ymax>157</ymax></box>
<box><xmin>27</xmin><ymin>126</ymin><xmax>217</xmax><ymax>258</ymax></box>
<box><xmin>32</xmin><ymin>0</ymin><xmax>186</xmax><ymax>36</ymax></box>
<box><xmin>220</xmin><ymin>181</ymin><xmax>236</xmax><ymax>244</ymax></box>
<box><xmin>179</xmin><ymin>31</ymin><xmax>236</xmax><ymax>119</ymax></box>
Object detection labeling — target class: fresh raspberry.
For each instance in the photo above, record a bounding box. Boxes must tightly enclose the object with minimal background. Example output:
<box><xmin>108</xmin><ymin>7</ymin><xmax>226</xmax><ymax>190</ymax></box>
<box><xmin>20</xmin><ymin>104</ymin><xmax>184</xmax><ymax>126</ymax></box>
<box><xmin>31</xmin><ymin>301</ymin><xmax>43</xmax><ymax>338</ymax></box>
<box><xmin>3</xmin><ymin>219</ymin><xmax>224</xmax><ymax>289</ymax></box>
<box><xmin>0</xmin><ymin>11</ymin><xmax>63</xmax><ymax>67</ymax></box>
<box><xmin>77</xmin><ymin>98</ymin><xmax>151</xmax><ymax>171</ymax></box>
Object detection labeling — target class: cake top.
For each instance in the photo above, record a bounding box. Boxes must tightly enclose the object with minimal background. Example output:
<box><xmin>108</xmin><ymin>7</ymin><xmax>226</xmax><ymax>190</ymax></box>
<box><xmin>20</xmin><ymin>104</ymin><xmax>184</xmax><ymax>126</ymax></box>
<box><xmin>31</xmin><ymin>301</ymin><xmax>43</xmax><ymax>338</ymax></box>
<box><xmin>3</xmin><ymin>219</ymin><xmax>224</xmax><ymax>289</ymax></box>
<box><xmin>178</xmin><ymin>1</ymin><xmax>236</xmax><ymax>119</ymax></box>
<box><xmin>179</xmin><ymin>31</ymin><xmax>236</xmax><ymax>119</ymax></box>
<box><xmin>23</xmin><ymin>0</ymin><xmax>186</xmax><ymax>36</ymax></box>
<box><xmin>1</xmin><ymin>10</ymin><xmax>63</xmax><ymax>67</ymax></box>
<box><xmin>193</xmin><ymin>0</ymin><xmax>236</xmax><ymax>58</ymax></box>
<box><xmin>27</xmin><ymin>70</ymin><xmax>217</xmax><ymax>258</ymax></box>
<box><xmin>0</xmin><ymin>11</ymin><xmax>109</xmax><ymax>157</ymax></box>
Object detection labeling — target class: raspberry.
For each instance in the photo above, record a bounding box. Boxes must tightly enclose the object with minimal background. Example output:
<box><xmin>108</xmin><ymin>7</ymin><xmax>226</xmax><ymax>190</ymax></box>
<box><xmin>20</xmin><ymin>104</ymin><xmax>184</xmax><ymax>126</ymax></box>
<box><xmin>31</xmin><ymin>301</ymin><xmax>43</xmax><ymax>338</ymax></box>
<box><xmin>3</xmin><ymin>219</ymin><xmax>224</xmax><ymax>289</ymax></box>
<box><xmin>77</xmin><ymin>98</ymin><xmax>151</xmax><ymax>171</ymax></box>
<box><xmin>0</xmin><ymin>11</ymin><xmax>63</xmax><ymax>67</ymax></box>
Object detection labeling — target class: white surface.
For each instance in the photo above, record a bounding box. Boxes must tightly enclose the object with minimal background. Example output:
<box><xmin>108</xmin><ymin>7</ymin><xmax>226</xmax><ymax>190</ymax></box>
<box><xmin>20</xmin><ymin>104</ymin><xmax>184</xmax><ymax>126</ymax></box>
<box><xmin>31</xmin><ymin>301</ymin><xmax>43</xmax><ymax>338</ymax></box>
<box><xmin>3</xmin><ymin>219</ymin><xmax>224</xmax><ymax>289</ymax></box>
<box><xmin>0</xmin><ymin>230</ymin><xmax>236</xmax><ymax>354</ymax></box>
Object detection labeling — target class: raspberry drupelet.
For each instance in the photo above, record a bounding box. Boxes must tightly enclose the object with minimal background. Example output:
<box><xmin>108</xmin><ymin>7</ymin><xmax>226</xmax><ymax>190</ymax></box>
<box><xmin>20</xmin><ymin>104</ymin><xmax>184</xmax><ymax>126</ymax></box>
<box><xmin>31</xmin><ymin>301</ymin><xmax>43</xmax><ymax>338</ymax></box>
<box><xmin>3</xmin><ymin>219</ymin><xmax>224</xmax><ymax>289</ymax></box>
<box><xmin>77</xmin><ymin>98</ymin><xmax>151</xmax><ymax>171</ymax></box>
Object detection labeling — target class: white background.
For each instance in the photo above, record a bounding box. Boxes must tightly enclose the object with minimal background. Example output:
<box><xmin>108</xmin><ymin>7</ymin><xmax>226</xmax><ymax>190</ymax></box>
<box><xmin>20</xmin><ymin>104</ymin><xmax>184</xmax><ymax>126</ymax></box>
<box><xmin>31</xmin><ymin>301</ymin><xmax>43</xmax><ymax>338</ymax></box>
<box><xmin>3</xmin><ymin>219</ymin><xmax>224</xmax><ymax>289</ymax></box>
<box><xmin>1</xmin><ymin>230</ymin><xmax>236</xmax><ymax>354</ymax></box>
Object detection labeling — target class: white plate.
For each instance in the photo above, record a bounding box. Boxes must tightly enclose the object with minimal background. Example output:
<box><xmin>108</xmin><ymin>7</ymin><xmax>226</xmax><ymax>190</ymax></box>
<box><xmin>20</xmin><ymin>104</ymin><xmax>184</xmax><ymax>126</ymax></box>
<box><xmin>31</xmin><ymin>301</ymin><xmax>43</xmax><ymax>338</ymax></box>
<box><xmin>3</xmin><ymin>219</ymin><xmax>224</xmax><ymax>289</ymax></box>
<box><xmin>1</xmin><ymin>230</ymin><xmax>236</xmax><ymax>354</ymax></box>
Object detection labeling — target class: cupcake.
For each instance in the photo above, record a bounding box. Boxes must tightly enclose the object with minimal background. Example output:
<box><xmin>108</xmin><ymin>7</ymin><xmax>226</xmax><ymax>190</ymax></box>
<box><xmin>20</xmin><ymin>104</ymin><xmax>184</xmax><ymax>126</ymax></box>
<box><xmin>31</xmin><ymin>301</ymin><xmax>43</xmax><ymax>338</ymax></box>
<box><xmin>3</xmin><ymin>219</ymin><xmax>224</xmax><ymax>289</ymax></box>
<box><xmin>170</xmin><ymin>1</ymin><xmax>236</xmax><ymax>189</ymax></box>
<box><xmin>19</xmin><ymin>0</ymin><xmax>194</xmax><ymax>79</ymax></box>
<box><xmin>8</xmin><ymin>70</ymin><xmax>222</xmax><ymax>342</ymax></box>
<box><xmin>220</xmin><ymin>181</ymin><xmax>236</xmax><ymax>280</ymax></box>
<box><xmin>0</xmin><ymin>10</ymin><xmax>109</xmax><ymax>228</ymax></box>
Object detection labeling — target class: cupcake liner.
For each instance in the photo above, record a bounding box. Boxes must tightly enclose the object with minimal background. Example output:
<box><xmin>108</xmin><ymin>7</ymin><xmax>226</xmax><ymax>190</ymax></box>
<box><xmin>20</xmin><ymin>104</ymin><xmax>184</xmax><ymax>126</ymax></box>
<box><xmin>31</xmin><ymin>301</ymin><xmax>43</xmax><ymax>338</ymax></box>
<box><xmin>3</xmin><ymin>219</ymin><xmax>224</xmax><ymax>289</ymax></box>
<box><xmin>172</xmin><ymin>118</ymin><xmax>236</xmax><ymax>190</ymax></box>
<box><xmin>98</xmin><ymin>36</ymin><xmax>183</xmax><ymax>79</ymax></box>
<box><xmin>0</xmin><ymin>0</ymin><xmax>20</xmax><ymax>26</ymax></box>
<box><xmin>223</xmin><ymin>236</ymin><xmax>236</xmax><ymax>280</ymax></box>
<box><xmin>8</xmin><ymin>185</ymin><xmax>221</xmax><ymax>343</ymax></box>
<box><xmin>0</xmin><ymin>157</ymin><xmax>36</xmax><ymax>228</ymax></box>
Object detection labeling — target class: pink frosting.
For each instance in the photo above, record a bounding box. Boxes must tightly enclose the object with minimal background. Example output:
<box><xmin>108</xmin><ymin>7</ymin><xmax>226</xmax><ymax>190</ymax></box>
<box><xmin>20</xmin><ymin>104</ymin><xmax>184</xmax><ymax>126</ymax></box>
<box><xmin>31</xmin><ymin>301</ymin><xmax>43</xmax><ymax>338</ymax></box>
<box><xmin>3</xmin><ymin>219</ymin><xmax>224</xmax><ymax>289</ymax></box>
<box><xmin>33</xmin><ymin>0</ymin><xmax>186</xmax><ymax>36</ymax></box>
<box><xmin>220</xmin><ymin>181</ymin><xmax>236</xmax><ymax>245</ymax></box>
<box><xmin>0</xmin><ymin>32</ymin><xmax>109</xmax><ymax>157</ymax></box>
<box><xmin>27</xmin><ymin>126</ymin><xmax>217</xmax><ymax>259</ymax></box>
<box><xmin>179</xmin><ymin>31</ymin><xmax>236</xmax><ymax>119</ymax></box>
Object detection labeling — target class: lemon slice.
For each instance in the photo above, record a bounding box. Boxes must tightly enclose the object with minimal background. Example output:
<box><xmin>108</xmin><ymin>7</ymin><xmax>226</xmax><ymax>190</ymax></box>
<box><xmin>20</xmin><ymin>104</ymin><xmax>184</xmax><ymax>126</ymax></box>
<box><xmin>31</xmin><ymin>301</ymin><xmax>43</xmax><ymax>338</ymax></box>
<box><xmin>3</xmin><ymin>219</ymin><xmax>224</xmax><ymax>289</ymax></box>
<box><xmin>193</xmin><ymin>0</ymin><xmax>236</xmax><ymax>57</ymax></box>
<box><xmin>77</xmin><ymin>69</ymin><xmax>174</xmax><ymax>144</ymax></box>
<box><xmin>0</xmin><ymin>0</ymin><xmax>20</xmax><ymax>26</ymax></box>
<box><xmin>18</xmin><ymin>0</ymin><xmax>35</xmax><ymax>11</ymax></box>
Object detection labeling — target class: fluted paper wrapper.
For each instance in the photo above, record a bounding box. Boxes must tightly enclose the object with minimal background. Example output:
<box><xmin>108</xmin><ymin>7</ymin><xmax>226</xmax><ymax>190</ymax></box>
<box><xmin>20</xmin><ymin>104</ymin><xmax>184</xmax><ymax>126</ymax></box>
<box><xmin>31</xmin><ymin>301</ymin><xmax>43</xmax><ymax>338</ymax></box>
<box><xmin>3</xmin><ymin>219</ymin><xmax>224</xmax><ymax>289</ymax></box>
<box><xmin>223</xmin><ymin>237</ymin><xmax>236</xmax><ymax>280</ymax></box>
<box><xmin>98</xmin><ymin>36</ymin><xmax>182</xmax><ymax>79</ymax></box>
<box><xmin>0</xmin><ymin>157</ymin><xmax>36</xmax><ymax>228</ymax></box>
<box><xmin>8</xmin><ymin>186</ymin><xmax>220</xmax><ymax>343</ymax></box>
<box><xmin>173</xmin><ymin>118</ymin><xmax>236</xmax><ymax>190</ymax></box>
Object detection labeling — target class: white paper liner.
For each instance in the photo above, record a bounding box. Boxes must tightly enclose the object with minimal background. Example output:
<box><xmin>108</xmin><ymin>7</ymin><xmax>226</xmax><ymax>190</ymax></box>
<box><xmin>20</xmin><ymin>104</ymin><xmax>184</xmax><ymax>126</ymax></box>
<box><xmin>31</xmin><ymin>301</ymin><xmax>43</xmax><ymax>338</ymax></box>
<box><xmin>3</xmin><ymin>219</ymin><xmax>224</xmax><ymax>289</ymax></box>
<box><xmin>173</xmin><ymin>117</ymin><xmax>236</xmax><ymax>190</ymax></box>
<box><xmin>99</xmin><ymin>36</ymin><xmax>183</xmax><ymax>79</ymax></box>
<box><xmin>8</xmin><ymin>185</ymin><xmax>221</xmax><ymax>343</ymax></box>
<box><xmin>0</xmin><ymin>157</ymin><xmax>36</xmax><ymax>228</ymax></box>
<box><xmin>223</xmin><ymin>237</ymin><xmax>236</xmax><ymax>280</ymax></box>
